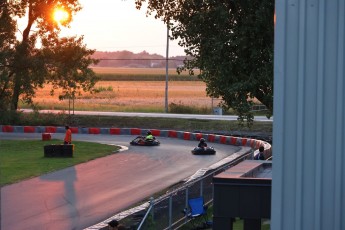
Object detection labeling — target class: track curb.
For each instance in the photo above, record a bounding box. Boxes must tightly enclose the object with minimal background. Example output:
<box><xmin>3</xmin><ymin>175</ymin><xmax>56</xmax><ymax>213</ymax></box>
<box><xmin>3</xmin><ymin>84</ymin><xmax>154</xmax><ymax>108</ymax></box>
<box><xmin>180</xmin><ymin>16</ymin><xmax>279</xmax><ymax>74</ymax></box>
<box><xmin>0</xmin><ymin>125</ymin><xmax>271</xmax><ymax>158</ymax></box>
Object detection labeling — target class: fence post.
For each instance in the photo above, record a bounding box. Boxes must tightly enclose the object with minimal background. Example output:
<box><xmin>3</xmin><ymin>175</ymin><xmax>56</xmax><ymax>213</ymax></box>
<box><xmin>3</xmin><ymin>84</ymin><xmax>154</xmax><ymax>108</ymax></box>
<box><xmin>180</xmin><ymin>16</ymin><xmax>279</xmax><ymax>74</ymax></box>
<box><xmin>185</xmin><ymin>187</ymin><xmax>189</xmax><ymax>224</ymax></box>
<box><xmin>137</xmin><ymin>197</ymin><xmax>155</xmax><ymax>230</ymax></box>
<box><xmin>169</xmin><ymin>195</ymin><xmax>173</xmax><ymax>229</ymax></box>
<box><xmin>149</xmin><ymin>197</ymin><xmax>154</xmax><ymax>221</ymax></box>
<box><xmin>200</xmin><ymin>180</ymin><xmax>204</xmax><ymax>197</ymax></box>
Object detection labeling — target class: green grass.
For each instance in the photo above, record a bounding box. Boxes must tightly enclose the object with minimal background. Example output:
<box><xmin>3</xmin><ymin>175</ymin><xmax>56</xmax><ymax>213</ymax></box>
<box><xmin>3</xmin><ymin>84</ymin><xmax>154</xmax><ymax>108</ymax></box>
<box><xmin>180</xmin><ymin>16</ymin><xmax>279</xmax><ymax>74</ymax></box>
<box><xmin>226</xmin><ymin>218</ymin><xmax>270</xmax><ymax>230</ymax></box>
<box><xmin>178</xmin><ymin>207</ymin><xmax>270</xmax><ymax>230</ymax></box>
<box><xmin>0</xmin><ymin>139</ymin><xmax>120</xmax><ymax>186</ymax></box>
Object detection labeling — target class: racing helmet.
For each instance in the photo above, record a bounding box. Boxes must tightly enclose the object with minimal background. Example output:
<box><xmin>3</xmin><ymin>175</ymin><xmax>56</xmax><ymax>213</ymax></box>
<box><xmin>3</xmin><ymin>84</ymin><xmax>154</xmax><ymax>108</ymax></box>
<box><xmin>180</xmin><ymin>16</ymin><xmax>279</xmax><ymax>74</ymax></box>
<box><xmin>200</xmin><ymin>138</ymin><xmax>205</xmax><ymax>143</ymax></box>
<box><xmin>147</xmin><ymin>131</ymin><xmax>152</xmax><ymax>135</ymax></box>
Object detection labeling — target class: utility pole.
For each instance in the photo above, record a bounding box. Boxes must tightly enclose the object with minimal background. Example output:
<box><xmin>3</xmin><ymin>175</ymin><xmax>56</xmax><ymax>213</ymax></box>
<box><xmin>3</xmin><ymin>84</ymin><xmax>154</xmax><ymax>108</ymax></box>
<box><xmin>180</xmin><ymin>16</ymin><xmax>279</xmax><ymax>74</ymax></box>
<box><xmin>165</xmin><ymin>23</ymin><xmax>169</xmax><ymax>113</ymax></box>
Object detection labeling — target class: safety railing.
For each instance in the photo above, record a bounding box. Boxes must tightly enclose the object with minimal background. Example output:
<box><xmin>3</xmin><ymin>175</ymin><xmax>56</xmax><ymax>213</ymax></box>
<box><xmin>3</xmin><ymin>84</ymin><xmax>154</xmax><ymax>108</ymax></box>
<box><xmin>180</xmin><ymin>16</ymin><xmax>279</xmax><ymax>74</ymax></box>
<box><xmin>134</xmin><ymin>149</ymin><xmax>254</xmax><ymax>230</ymax></box>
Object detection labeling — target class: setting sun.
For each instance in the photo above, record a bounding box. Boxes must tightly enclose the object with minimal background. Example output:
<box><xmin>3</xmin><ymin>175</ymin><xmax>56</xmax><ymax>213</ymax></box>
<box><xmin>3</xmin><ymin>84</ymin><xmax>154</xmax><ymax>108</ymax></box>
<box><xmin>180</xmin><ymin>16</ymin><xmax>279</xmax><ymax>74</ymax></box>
<box><xmin>53</xmin><ymin>8</ymin><xmax>69</xmax><ymax>23</ymax></box>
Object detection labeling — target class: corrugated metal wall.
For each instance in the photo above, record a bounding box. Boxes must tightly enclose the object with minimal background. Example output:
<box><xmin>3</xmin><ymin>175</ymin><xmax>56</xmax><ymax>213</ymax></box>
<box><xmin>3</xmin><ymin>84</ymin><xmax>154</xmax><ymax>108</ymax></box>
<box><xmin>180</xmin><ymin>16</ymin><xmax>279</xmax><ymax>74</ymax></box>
<box><xmin>272</xmin><ymin>0</ymin><xmax>345</xmax><ymax>229</ymax></box>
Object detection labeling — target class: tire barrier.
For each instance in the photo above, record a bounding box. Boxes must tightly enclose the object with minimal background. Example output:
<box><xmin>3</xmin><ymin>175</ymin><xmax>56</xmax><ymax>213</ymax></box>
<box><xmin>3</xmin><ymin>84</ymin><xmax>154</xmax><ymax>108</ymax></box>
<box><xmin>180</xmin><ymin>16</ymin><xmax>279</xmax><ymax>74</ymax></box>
<box><xmin>0</xmin><ymin>125</ymin><xmax>272</xmax><ymax>159</ymax></box>
<box><xmin>43</xmin><ymin>144</ymin><xmax>74</xmax><ymax>157</ymax></box>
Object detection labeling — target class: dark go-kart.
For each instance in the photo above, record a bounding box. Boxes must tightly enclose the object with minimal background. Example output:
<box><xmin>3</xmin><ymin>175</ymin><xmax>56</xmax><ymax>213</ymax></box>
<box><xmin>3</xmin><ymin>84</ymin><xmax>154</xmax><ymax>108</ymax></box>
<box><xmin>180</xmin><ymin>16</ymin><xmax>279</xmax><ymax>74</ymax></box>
<box><xmin>191</xmin><ymin>146</ymin><xmax>216</xmax><ymax>155</ymax></box>
<box><xmin>130</xmin><ymin>136</ymin><xmax>160</xmax><ymax>146</ymax></box>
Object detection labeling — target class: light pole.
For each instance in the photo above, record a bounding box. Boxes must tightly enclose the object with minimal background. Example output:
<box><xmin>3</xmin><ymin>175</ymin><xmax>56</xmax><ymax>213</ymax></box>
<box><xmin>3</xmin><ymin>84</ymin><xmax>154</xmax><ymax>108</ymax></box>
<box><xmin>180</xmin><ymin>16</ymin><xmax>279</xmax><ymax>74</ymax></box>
<box><xmin>165</xmin><ymin>23</ymin><xmax>169</xmax><ymax>113</ymax></box>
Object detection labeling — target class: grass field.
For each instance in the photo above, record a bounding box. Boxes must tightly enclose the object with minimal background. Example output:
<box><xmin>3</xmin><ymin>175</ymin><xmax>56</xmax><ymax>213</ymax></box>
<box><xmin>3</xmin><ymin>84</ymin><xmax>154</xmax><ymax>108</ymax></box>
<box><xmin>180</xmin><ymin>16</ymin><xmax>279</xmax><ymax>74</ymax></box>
<box><xmin>21</xmin><ymin>67</ymin><xmax>215</xmax><ymax>113</ymax></box>
<box><xmin>28</xmin><ymin>81</ymin><xmax>211</xmax><ymax>112</ymax></box>
<box><xmin>0</xmin><ymin>139</ymin><xmax>120</xmax><ymax>186</ymax></box>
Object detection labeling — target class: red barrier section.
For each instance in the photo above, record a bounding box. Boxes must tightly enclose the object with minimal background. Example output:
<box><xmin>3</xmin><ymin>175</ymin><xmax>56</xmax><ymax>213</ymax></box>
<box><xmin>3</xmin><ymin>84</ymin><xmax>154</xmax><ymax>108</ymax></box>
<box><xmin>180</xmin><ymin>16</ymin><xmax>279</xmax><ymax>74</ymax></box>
<box><xmin>110</xmin><ymin>128</ymin><xmax>121</xmax><ymax>135</ymax></box>
<box><xmin>45</xmin><ymin>126</ymin><xmax>57</xmax><ymax>133</ymax></box>
<box><xmin>183</xmin><ymin>132</ymin><xmax>191</xmax><ymax>140</ymax></box>
<box><xmin>131</xmin><ymin>128</ymin><xmax>141</xmax><ymax>135</ymax></box>
<box><xmin>89</xmin><ymin>128</ymin><xmax>100</xmax><ymax>134</ymax></box>
<box><xmin>70</xmin><ymin>127</ymin><xmax>79</xmax><ymax>133</ymax></box>
<box><xmin>208</xmin><ymin>134</ymin><xmax>216</xmax><ymax>142</ymax></box>
<box><xmin>220</xmin><ymin>136</ymin><xmax>227</xmax><ymax>144</ymax></box>
<box><xmin>24</xmin><ymin>126</ymin><xmax>35</xmax><ymax>133</ymax></box>
<box><xmin>0</xmin><ymin>125</ymin><xmax>269</xmax><ymax>152</ymax></box>
<box><xmin>168</xmin><ymin>130</ymin><xmax>178</xmax><ymax>138</ymax></box>
<box><xmin>241</xmin><ymin>138</ymin><xmax>247</xmax><ymax>146</ymax></box>
<box><xmin>42</xmin><ymin>133</ymin><xmax>51</xmax><ymax>141</ymax></box>
<box><xmin>230</xmin><ymin>137</ymin><xmax>237</xmax><ymax>145</ymax></box>
<box><xmin>151</xmin><ymin>129</ymin><xmax>161</xmax><ymax>136</ymax></box>
<box><xmin>195</xmin><ymin>133</ymin><xmax>203</xmax><ymax>140</ymax></box>
<box><xmin>2</xmin><ymin>125</ymin><xmax>14</xmax><ymax>132</ymax></box>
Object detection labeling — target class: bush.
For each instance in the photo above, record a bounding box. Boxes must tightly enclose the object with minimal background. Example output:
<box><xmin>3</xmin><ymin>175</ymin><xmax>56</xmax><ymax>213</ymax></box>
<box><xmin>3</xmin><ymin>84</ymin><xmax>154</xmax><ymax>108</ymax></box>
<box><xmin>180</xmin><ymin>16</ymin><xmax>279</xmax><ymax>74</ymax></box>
<box><xmin>0</xmin><ymin>110</ymin><xmax>22</xmax><ymax>125</ymax></box>
<box><xmin>94</xmin><ymin>86</ymin><xmax>114</xmax><ymax>93</ymax></box>
<box><xmin>169</xmin><ymin>102</ymin><xmax>211</xmax><ymax>114</ymax></box>
<box><xmin>0</xmin><ymin>110</ymin><xmax>68</xmax><ymax>126</ymax></box>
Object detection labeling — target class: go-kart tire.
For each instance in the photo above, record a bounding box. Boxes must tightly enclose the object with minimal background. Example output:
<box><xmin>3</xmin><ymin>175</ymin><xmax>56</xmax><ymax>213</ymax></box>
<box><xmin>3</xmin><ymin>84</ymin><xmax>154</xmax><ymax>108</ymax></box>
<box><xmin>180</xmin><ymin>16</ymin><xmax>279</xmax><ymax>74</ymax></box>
<box><xmin>191</xmin><ymin>147</ymin><xmax>216</xmax><ymax>155</ymax></box>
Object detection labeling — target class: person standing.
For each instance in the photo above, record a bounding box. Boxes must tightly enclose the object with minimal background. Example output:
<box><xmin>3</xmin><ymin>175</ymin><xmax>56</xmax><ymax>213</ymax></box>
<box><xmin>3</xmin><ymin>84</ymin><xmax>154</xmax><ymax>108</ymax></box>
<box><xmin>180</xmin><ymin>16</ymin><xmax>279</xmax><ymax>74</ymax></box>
<box><xmin>64</xmin><ymin>126</ymin><xmax>72</xmax><ymax>144</ymax></box>
<box><xmin>255</xmin><ymin>146</ymin><xmax>265</xmax><ymax>160</ymax></box>
<box><xmin>107</xmin><ymin>219</ymin><xmax>119</xmax><ymax>230</ymax></box>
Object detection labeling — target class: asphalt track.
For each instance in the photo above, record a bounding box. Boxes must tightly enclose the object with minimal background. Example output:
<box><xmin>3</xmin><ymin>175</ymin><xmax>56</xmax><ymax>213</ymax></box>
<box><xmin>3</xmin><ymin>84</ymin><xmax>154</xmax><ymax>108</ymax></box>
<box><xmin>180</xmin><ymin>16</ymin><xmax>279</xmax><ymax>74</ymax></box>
<box><xmin>0</xmin><ymin>132</ymin><xmax>249</xmax><ymax>230</ymax></box>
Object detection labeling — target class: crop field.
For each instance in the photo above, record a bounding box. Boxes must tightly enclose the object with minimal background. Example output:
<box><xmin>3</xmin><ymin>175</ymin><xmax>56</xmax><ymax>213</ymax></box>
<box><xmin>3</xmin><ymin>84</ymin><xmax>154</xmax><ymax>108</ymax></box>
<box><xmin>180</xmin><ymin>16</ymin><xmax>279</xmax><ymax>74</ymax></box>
<box><xmin>92</xmin><ymin>67</ymin><xmax>193</xmax><ymax>75</ymax></box>
<box><xmin>26</xmin><ymin>68</ymin><xmax>215</xmax><ymax>113</ymax></box>
<box><xmin>92</xmin><ymin>67</ymin><xmax>200</xmax><ymax>81</ymax></box>
<box><xmin>29</xmin><ymin>81</ymin><xmax>212</xmax><ymax>112</ymax></box>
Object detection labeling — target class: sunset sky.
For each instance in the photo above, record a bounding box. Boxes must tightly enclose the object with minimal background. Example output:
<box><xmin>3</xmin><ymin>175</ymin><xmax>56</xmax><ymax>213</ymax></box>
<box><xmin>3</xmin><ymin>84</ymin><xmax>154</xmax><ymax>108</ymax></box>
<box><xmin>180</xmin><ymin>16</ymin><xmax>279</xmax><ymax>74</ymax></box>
<box><xmin>59</xmin><ymin>0</ymin><xmax>185</xmax><ymax>57</ymax></box>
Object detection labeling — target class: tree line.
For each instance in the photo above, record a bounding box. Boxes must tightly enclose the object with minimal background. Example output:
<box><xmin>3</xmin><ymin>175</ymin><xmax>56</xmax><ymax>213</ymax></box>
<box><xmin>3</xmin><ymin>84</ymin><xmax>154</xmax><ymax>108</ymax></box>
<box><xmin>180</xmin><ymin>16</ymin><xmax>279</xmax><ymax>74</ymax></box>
<box><xmin>92</xmin><ymin>50</ymin><xmax>186</xmax><ymax>68</ymax></box>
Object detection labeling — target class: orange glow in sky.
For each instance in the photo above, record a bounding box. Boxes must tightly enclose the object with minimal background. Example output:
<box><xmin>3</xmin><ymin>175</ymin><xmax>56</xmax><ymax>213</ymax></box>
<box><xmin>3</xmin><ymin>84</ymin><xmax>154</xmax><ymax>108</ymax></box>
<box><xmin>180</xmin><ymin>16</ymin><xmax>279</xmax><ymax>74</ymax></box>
<box><xmin>58</xmin><ymin>0</ymin><xmax>184</xmax><ymax>56</ymax></box>
<box><xmin>53</xmin><ymin>8</ymin><xmax>69</xmax><ymax>23</ymax></box>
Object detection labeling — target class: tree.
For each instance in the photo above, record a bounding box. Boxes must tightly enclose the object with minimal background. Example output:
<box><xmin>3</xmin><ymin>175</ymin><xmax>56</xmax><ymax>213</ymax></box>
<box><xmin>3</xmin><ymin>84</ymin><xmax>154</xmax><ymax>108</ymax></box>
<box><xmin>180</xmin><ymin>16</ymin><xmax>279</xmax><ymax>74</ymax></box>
<box><xmin>0</xmin><ymin>1</ymin><xmax>17</xmax><ymax>110</ymax></box>
<box><xmin>135</xmin><ymin>0</ymin><xmax>274</xmax><ymax>125</ymax></box>
<box><xmin>0</xmin><ymin>0</ymin><xmax>98</xmax><ymax>111</ymax></box>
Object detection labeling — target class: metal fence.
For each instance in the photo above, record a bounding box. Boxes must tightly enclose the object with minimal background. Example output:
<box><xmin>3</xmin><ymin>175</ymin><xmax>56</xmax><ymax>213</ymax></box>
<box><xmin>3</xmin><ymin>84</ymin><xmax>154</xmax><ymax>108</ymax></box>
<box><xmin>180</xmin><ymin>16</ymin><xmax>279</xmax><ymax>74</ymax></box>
<box><xmin>129</xmin><ymin>150</ymin><xmax>254</xmax><ymax>230</ymax></box>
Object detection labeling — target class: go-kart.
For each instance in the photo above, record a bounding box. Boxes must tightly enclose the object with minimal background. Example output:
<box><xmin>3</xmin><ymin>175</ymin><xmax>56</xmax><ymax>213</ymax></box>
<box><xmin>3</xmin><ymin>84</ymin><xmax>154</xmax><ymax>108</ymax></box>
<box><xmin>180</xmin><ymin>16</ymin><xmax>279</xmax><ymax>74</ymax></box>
<box><xmin>130</xmin><ymin>136</ymin><xmax>160</xmax><ymax>146</ymax></box>
<box><xmin>191</xmin><ymin>146</ymin><xmax>216</xmax><ymax>155</ymax></box>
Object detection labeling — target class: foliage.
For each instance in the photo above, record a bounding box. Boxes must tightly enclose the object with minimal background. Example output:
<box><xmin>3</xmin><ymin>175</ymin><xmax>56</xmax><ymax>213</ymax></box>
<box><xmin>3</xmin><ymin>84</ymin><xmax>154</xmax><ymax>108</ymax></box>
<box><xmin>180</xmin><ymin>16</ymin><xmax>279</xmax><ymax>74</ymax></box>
<box><xmin>94</xmin><ymin>85</ymin><xmax>113</xmax><ymax>93</ymax></box>
<box><xmin>135</xmin><ymin>0</ymin><xmax>274</xmax><ymax>126</ymax></box>
<box><xmin>0</xmin><ymin>0</ymin><xmax>99</xmax><ymax>111</ymax></box>
<box><xmin>0</xmin><ymin>110</ymin><xmax>22</xmax><ymax>125</ymax></box>
<box><xmin>0</xmin><ymin>2</ymin><xmax>16</xmax><ymax>110</ymax></box>
<box><xmin>140</xmin><ymin>213</ymin><xmax>156</xmax><ymax>229</ymax></box>
<box><xmin>169</xmin><ymin>102</ymin><xmax>210</xmax><ymax>114</ymax></box>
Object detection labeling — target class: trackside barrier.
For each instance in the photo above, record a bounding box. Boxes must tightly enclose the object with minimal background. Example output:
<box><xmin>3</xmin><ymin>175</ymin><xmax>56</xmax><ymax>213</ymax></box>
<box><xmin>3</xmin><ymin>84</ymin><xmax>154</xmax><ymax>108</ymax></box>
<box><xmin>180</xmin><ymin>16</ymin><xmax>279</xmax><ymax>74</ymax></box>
<box><xmin>0</xmin><ymin>125</ymin><xmax>272</xmax><ymax>159</ymax></box>
<box><xmin>0</xmin><ymin>125</ymin><xmax>272</xmax><ymax>230</ymax></box>
<box><xmin>0</xmin><ymin>125</ymin><xmax>271</xmax><ymax>154</ymax></box>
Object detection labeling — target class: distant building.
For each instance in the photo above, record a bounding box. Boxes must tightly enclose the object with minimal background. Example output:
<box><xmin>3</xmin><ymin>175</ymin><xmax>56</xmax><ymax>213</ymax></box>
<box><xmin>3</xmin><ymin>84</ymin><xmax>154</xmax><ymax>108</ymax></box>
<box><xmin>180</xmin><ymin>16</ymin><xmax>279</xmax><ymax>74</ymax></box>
<box><xmin>150</xmin><ymin>62</ymin><xmax>160</xmax><ymax>68</ymax></box>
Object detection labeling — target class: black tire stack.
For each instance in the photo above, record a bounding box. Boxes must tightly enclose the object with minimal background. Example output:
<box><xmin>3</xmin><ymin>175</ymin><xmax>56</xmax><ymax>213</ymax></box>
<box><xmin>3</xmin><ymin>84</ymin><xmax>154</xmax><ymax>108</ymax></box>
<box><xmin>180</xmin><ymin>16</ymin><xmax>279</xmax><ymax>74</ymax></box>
<box><xmin>44</xmin><ymin>144</ymin><xmax>74</xmax><ymax>157</ymax></box>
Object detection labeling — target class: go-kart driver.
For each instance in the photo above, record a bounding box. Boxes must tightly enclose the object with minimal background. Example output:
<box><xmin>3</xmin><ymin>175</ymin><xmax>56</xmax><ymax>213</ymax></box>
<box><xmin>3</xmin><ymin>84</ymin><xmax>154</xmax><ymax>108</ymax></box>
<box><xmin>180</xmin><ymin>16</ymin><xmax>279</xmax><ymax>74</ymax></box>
<box><xmin>145</xmin><ymin>131</ymin><xmax>154</xmax><ymax>141</ymax></box>
<box><xmin>198</xmin><ymin>138</ymin><xmax>208</xmax><ymax>148</ymax></box>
